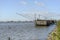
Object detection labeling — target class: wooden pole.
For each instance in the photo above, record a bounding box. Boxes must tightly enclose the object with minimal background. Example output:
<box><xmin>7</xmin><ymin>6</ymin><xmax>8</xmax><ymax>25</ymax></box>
<box><xmin>34</xmin><ymin>13</ymin><xmax>36</xmax><ymax>26</ymax></box>
<box><xmin>8</xmin><ymin>37</ymin><xmax>10</xmax><ymax>40</ymax></box>
<box><xmin>34</xmin><ymin>13</ymin><xmax>36</xmax><ymax>21</ymax></box>
<box><xmin>39</xmin><ymin>14</ymin><xmax>40</xmax><ymax>19</ymax></box>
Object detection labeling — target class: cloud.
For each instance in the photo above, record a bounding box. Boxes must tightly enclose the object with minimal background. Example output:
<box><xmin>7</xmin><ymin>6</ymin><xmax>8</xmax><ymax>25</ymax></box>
<box><xmin>20</xmin><ymin>1</ymin><xmax>27</xmax><ymax>5</ymax></box>
<box><xmin>34</xmin><ymin>1</ymin><xmax>44</xmax><ymax>6</ymax></box>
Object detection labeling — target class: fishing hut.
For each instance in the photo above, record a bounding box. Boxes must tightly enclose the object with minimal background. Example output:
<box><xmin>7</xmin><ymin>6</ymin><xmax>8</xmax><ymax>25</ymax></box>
<box><xmin>35</xmin><ymin>19</ymin><xmax>55</xmax><ymax>26</ymax></box>
<box><xmin>34</xmin><ymin>14</ymin><xmax>55</xmax><ymax>26</ymax></box>
<box><xmin>16</xmin><ymin>13</ymin><xmax>55</xmax><ymax>26</ymax></box>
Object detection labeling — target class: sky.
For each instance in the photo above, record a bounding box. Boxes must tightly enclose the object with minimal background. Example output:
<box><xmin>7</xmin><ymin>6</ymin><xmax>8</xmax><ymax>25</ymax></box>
<box><xmin>0</xmin><ymin>0</ymin><xmax>60</xmax><ymax>21</ymax></box>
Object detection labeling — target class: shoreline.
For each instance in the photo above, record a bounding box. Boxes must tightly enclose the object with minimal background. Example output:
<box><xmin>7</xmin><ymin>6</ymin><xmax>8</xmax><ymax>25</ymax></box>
<box><xmin>47</xmin><ymin>26</ymin><xmax>57</xmax><ymax>40</ymax></box>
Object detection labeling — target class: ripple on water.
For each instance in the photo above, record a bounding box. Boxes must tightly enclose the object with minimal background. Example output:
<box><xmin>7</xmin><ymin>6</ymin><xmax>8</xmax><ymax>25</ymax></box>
<box><xmin>0</xmin><ymin>22</ymin><xmax>56</xmax><ymax>40</ymax></box>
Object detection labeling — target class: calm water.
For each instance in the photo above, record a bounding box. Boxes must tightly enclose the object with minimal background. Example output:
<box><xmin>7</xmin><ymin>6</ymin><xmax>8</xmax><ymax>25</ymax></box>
<box><xmin>0</xmin><ymin>22</ymin><xmax>56</xmax><ymax>40</ymax></box>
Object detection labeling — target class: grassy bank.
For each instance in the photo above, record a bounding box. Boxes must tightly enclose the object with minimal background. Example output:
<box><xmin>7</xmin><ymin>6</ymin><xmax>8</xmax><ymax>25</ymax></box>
<box><xmin>51</xmin><ymin>20</ymin><xmax>60</xmax><ymax>40</ymax></box>
<box><xmin>56</xmin><ymin>20</ymin><xmax>60</xmax><ymax>40</ymax></box>
<box><xmin>47</xmin><ymin>20</ymin><xmax>60</xmax><ymax>40</ymax></box>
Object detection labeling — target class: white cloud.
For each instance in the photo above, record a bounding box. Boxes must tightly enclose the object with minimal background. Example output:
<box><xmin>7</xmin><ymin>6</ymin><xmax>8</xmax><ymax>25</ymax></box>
<box><xmin>34</xmin><ymin>1</ymin><xmax>44</xmax><ymax>6</ymax></box>
<box><xmin>20</xmin><ymin>1</ymin><xmax>27</xmax><ymax>5</ymax></box>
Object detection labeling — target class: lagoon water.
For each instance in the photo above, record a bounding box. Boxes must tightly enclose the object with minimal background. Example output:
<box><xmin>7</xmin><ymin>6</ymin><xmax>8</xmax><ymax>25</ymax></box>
<box><xmin>0</xmin><ymin>22</ymin><xmax>56</xmax><ymax>40</ymax></box>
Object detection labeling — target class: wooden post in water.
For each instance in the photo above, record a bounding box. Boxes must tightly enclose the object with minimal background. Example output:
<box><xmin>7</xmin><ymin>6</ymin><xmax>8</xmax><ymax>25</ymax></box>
<box><xmin>34</xmin><ymin>13</ymin><xmax>36</xmax><ymax>26</ymax></box>
<box><xmin>8</xmin><ymin>37</ymin><xmax>10</xmax><ymax>40</ymax></box>
<box><xmin>34</xmin><ymin>13</ymin><xmax>36</xmax><ymax>21</ymax></box>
